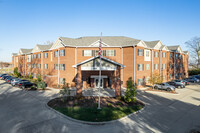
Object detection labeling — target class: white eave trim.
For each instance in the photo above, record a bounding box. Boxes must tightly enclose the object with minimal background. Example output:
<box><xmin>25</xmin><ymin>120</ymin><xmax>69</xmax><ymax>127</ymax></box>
<box><xmin>72</xmin><ymin>56</ymin><xmax>125</xmax><ymax>68</ymax></box>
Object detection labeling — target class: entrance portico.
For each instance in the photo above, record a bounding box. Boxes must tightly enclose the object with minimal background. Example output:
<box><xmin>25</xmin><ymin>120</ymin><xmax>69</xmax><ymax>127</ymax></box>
<box><xmin>72</xmin><ymin>56</ymin><xmax>125</xmax><ymax>96</ymax></box>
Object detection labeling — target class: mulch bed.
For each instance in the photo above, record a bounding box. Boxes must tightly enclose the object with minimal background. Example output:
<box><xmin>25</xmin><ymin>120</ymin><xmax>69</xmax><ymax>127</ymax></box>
<box><xmin>145</xmin><ymin>88</ymin><xmax>177</xmax><ymax>94</ymax></box>
<box><xmin>48</xmin><ymin>96</ymin><xmax>144</xmax><ymax>108</ymax></box>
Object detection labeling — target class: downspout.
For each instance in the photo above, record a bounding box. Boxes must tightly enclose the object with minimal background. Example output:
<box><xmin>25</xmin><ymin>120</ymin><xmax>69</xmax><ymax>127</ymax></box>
<box><xmin>58</xmin><ymin>49</ymin><xmax>60</xmax><ymax>86</ymax></box>
<box><xmin>75</xmin><ymin>47</ymin><xmax>77</xmax><ymax>78</ymax></box>
<box><xmin>174</xmin><ymin>52</ymin><xmax>176</xmax><ymax>79</ymax></box>
<box><xmin>121</xmin><ymin>47</ymin><xmax>123</xmax><ymax>84</ymax></box>
<box><xmin>151</xmin><ymin>49</ymin><xmax>153</xmax><ymax>79</ymax></box>
<box><xmin>133</xmin><ymin>46</ymin><xmax>135</xmax><ymax>84</ymax></box>
<box><xmin>41</xmin><ymin>51</ymin><xmax>43</xmax><ymax>78</ymax></box>
<box><xmin>185</xmin><ymin>54</ymin><xmax>187</xmax><ymax>77</ymax></box>
<box><xmin>160</xmin><ymin>50</ymin><xmax>162</xmax><ymax>80</ymax></box>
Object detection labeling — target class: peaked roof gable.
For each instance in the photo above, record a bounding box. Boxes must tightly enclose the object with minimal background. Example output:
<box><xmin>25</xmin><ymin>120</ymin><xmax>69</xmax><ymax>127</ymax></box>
<box><xmin>18</xmin><ymin>48</ymin><xmax>33</xmax><ymax>55</ymax></box>
<box><xmin>32</xmin><ymin>44</ymin><xmax>52</xmax><ymax>53</ymax></box>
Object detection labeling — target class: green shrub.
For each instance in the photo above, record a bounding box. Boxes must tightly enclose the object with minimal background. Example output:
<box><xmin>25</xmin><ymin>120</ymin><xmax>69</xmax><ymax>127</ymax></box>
<box><xmin>37</xmin><ymin>75</ymin><xmax>42</xmax><ymax>82</ymax></box>
<box><xmin>59</xmin><ymin>78</ymin><xmax>71</xmax><ymax>102</ymax></box>
<box><xmin>124</xmin><ymin>77</ymin><xmax>137</xmax><ymax>103</ymax></box>
<box><xmin>29</xmin><ymin>74</ymin><xmax>33</xmax><ymax>79</ymax></box>
<box><xmin>107</xmin><ymin>103</ymin><xmax>112</xmax><ymax>107</ymax></box>
<box><xmin>189</xmin><ymin>69</ymin><xmax>200</xmax><ymax>76</ymax></box>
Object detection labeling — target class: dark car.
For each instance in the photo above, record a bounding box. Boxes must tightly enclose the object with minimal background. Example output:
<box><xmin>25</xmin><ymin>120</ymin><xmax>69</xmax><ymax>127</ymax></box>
<box><xmin>0</xmin><ymin>74</ymin><xmax>8</xmax><ymax>79</ymax></box>
<box><xmin>173</xmin><ymin>80</ymin><xmax>185</xmax><ymax>85</ymax></box>
<box><xmin>182</xmin><ymin>80</ymin><xmax>189</xmax><ymax>85</ymax></box>
<box><xmin>6</xmin><ymin>77</ymin><xmax>16</xmax><ymax>84</ymax></box>
<box><xmin>185</xmin><ymin>78</ymin><xmax>199</xmax><ymax>83</ymax></box>
<box><xmin>193</xmin><ymin>75</ymin><xmax>200</xmax><ymax>80</ymax></box>
<box><xmin>18</xmin><ymin>81</ymin><xmax>35</xmax><ymax>89</ymax></box>
<box><xmin>3</xmin><ymin>75</ymin><xmax>11</xmax><ymax>80</ymax></box>
<box><xmin>167</xmin><ymin>81</ymin><xmax>185</xmax><ymax>88</ymax></box>
<box><xmin>15</xmin><ymin>80</ymin><xmax>29</xmax><ymax>87</ymax></box>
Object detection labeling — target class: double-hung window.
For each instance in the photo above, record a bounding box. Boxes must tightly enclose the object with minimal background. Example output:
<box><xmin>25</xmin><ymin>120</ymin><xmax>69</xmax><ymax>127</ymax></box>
<box><xmin>162</xmin><ymin>52</ymin><xmax>166</xmax><ymax>58</ymax></box>
<box><xmin>146</xmin><ymin>64</ymin><xmax>150</xmax><ymax>70</ymax></box>
<box><xmin>60</xmin><ymin>50</ymin><xmax>65</xmax><ymax>56</ymax></box>
<box><xmin>60</xmin><ymin>64</ymin><xmax>65</xmax><ymax>70</ymax></box>
<box><xmin>83</xmin><ymin>50</ymin><xmax>92</xmax><ymax>56</ymax></box>
<box><xmin>154</xmin><ymin>64</ymin><xmax>158</xmax><ymax>70</ymax></box>
<box><xmin>138</xmin><ymin>49</ymin><xmax>143</xmax><ymax>56</ymax></box>
<box><xmin>138</xmin><ymin>64</ymin><xmax>144</xmax><ymax>71</ymax></box>
<box><xmin>38</xmin><ymin>54</ymin><xmax>41</xmax><ymax>58</ymax></box>
<box><xmin>154</xmin><ymin>52</ymin><xmax>158</xmax><ymax>57</ymax></box>
<box><xmin>44</xmin><ymin>53</ymin><xmax>48</xmax><ymax>58</ymax></box>
<box><xmin>54</xmin><ymin>51</ymin><xmax>58</xmax><ymax>57</ymax></box>
<box><xmin>162</xmin><ymin>64</ymin><xmax>166</xmax><ymax>69</ymax></box>
<box><xmin>44</xmin><ymin>64</ymin><xmax>48</xmax><ymax>69</ymax></box>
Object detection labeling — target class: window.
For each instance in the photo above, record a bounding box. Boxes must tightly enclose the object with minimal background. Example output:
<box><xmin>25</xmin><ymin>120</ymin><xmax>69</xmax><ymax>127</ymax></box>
<box><xmin>34</xmin><ymin>73</ymin><xmax>37</xmax><ymax>78</ymax></box>
<box><xmin>162</xmin><ymin>64</ymin><xmax>166</xmax><ymax>69</ymax></box>
<box><xmin>54</xmin><ymin>51</ymin><xmax>58</xmax><ymax>57</ymax></box>
<box><xmin>27</xmin><ymin>64</ymin><xmax>29</xmax><ymax>68</ymax></box>
<box><xmin>106</xmin><ymin>50</ymin><xmax>115</xmax><ymax>56</ymax></box>
<box><xmin>19</xmin><ymin>56</ymin><xmax>21</xmax><ymax>60</ymax></box>
<box><xmin>163</xmin><ymin>75</ymin><xmax>166</xmax><ymax>81</ymax></box>
<box><xmin>170</xmin><ymin>64</ymin><xmax>173</xmax><ymax>69</ymax></box>
<box><xmin>138</xmin><ymin>79</ymin><xmax>143</xmax><ymax>86</ymax></box>
<box><xmin>38</xmin><ymin>54</ymin><xmax>41</xmax><ymax>58</ymax></box>
<box><xmin>60</xmin><ymin>64</ymin><xmax>65</xmax><ymax>70</ymax></box>
<box><xmin>146</xmin><ymin>76</ymin><xmax>150</xmax><ymax>83</ymax></box>
<box><xmin>23</xmin><ymin>64</ymin><xmax>25</xmax><ymax>68</ymax></box>
<box><xmin>38</xmin><ymin>64</ymin><xmax>41</xmax><ymax>69</ymax></box>
<box><xmin>34</xmin><ymin>54</ymin><xmax>37</xmax><ymax>59</ymax></box>
<box><xmin>146</xmin><ymin>51</ymin><xmax>150</xmax><ymax>57</ymax></box>
<box><xmin>60</xmin><ymin>50</ymin><xmax>65</xmax><ymax>56</ymax></box>
<box><xmin>179</xmin><ymin>55</ymin><xmax>182</xmax><ymax>59</ymax></box>
<box><xmin>170</xmin><ymin>53</ymin><xmax>173</xmax><ymax>59</ymax></box>
<box><xmin>59</xmin><ymin>78</ymin><xmax>65</xmax><ymax>84</ymax></box>
<box><xmin>54</xmin><ymin>64</ymin><xmax>59</xmax><ymax>70</ymax></box>
<box><xmin>44</xmin><ymin>53</ymin><xmax>48</xmax><ymax>58</ymax></box>
<box><xmin>170</xmin><ymin>74</ymin><xmax>172</xmax><ymax>79</ymax></box>
<box><xmin>19</xmin><ymin>64</ymin><xmax>21</xmax><ymax>68</ymax></box>
<box><xmin>34</xmin><ymin>64</ymin><xmax>37</xmax><ymax>68</ymax></box>
<box><xmin>44</xmin><ymin>64</ymin><xmax>48</xmax><ymax>69</ymax></box>
<box><xmin>83</xmin><ymin>50</ymin><xmax>92</xmax><ymax>56</ymax></box>
<box><xmin>146</xmin><ymin>64</ymin><xmax>150</xmax><ymax>70</ymax></box>
<box><xmin>23</xmin><ymin>56</ymin><xmax>25</xmax><ymax>60</ymax></box>
<box><xmin>137</xmin><ymin>64</ymin><xmax>144</xmax><ymax>71</ymax></box>
<box><xmin>154</xmin><ymin>64</ymin><xmax>158</xmax><ymax>70</ymax></box>
<box><xmin>154</xmin><ymin>52</ymin><xmax>159</xmax><ymax>57</ymax></box>
<box><xmin>162</xmin><ymin>52</ymin><xmax>166</xmax><ymax>58</ymax></box>
<box><xmin>27</xmin><ymin>55</ymin><xmax>31</xmax><ymax>62</ymax></box>
<box><xmin>176</xmin><ymin>54</ymin><xmax>178</xmax><ymax>59</ymax></box>
<box><xmin>138</xmin><ymin>49</ymin><xmax>143</xmax><ymax>56</ymax></box>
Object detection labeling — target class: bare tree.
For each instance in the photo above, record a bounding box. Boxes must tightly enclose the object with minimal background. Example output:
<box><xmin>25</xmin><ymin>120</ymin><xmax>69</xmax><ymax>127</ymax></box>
<box><xmin>43</xmin><ymin>40</ymin><xmax>54</xmax><ymax>46</ymax></box>
<box><xmin>185</xmin><ymin>37</ymin><xmax>200</xmax><ymax>68</ymax></box>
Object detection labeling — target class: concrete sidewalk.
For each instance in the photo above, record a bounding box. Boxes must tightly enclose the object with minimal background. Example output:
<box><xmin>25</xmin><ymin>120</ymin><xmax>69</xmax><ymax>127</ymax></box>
<box><xmin>0</xmin><ymin>80</ymin><xmax>200</xmax><ymax>133</ymax></box>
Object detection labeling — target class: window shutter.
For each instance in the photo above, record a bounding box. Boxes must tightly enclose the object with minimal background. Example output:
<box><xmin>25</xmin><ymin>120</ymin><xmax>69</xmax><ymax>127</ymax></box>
<box><xmin>92</xmin><ymin>50</ymin><xmax>95</xmax><ymax>56</ymax></box>
<box><xmin>114</xmin><ymin>50</ymin><xmax>116</xmax><ymax>56</ymax></box>
<box><xmin>82</xmin><ymin>50</ymin><xmax>84</xmax><ymax>56</ymax></box>
<box><xmin>143</xmin><ymin>64</ymin><xmax>144</xmax><ymax>70</ymax></box>
<box><xmin>103</xmin><ymin>50</ymin><xmax>106</xmax><ymax>56</ymax></box>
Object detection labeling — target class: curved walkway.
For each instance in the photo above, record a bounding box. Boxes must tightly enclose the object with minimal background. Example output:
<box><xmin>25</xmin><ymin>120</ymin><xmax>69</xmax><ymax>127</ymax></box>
<box><xmin>0</xmin><ymin>81</ymin><xmax>200</xmax><ymax>133</ymax></box>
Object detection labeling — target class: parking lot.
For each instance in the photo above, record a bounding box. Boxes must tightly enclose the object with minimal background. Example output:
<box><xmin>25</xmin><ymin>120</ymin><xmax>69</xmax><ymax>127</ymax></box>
<box><xmin>0</xmin><ymin>80</ymin><xmax>200</xmax><ymax>133</ymax></box>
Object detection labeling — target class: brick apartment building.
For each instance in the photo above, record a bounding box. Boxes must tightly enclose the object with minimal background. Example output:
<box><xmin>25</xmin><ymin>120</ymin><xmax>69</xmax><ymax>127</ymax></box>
<box><xmin>12</xmin><ymin>36</ymin><xmax>189</xmax><ymax>94</ymax></box>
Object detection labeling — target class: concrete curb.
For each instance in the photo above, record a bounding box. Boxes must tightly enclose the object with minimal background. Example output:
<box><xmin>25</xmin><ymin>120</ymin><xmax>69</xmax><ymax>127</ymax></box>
<box><xmin>45</xmin><ymin>99</ymin><xmax>146</xmax><ymax>125</ymax></box>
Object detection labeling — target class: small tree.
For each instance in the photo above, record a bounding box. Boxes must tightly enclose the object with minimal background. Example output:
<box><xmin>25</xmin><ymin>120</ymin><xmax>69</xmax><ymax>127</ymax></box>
<box><xmin>149</xmin><ymin>73</ymin><xmax>163</xmax><ymax>88</ymax></box>
<box><xmin>37</xmin><ymin>75</ymin><xmax>42</xmax><ymax>82</ymax></box>
<box><xmin>124</xmin><ymin>77</ymin><xmax>137</xmax><ymax>103</ymax></box>
<box><xmin>14</xmin><ymin>67</ymin><xmax>18</xmax><ymax>76</ymax></box>
<box><xmin>29</xmin><ymin>74</ymin><xmax>33</xmax><ymax>79</ymax></box>
<box><xmin>59</xmin><ymin>78</ymin><xmax>71</xmax><ymax>102</ymax></box>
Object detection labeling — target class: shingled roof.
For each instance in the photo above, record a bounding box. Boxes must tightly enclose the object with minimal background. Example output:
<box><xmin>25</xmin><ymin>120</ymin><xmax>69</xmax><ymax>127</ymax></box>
<box><xmin>59</xmin><ymin>36</ymin><xmax>142</xmax><ymax>47</ymax></box>
<box><xmin>167</xmin><ymin>45</ymin><xmax>180</xmax><ymax>51</ymax></box>
<box><xmin>144</xmin><ymin>40</ymin><xmax>160</xmax><ymax>48</ymax></box>
<box><xmin>37</xmin><ymin>44</ymin><xmax>53</xmax><ymax>51</ymax></box>
<box><xmin>19</xmin><ymin>48</ymin><xmax>33</xmax><ymax>55</ymax></box>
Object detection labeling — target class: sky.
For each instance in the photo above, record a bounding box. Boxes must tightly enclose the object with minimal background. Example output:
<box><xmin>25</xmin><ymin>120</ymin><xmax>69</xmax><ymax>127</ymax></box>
<box><xmin>0</xmin><ymin>0</ymin><xmax>200</xmax><ymax>62</ymax></box>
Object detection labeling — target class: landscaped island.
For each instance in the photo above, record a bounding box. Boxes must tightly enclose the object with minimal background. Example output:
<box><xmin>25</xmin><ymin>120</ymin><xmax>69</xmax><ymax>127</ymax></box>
<box><xmin>48</xmin><ymin>96</ymin><xmax>144</xmax><ymax>122</ymax></box>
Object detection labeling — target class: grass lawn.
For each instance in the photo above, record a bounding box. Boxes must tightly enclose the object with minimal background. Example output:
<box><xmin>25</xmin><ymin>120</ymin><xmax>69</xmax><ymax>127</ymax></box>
<box><xmin>54</xmin><ymin>105</ymin><xmax>143</xmax><ymax>122</ymax></box>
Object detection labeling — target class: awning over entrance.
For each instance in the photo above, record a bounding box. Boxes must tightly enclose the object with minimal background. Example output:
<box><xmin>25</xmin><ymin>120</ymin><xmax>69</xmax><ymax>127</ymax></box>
<box><xmin>72</xmin><ymin>56</ymin><xmax>125</xmax><ymax>70</ymax></box>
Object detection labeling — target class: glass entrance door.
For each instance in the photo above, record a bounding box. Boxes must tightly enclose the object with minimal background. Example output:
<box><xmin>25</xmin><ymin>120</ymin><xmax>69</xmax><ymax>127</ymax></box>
<box><xmin>95</xmin><ymin>78</ymin><xmax>103</xmax><ymax>88</ymax></box>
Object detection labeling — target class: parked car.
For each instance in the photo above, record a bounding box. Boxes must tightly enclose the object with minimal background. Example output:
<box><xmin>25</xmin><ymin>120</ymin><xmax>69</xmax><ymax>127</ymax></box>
<box><xmin>11</xmin><ymin>78</ymin><xmax>21</xmax><ymax>86</ymax></box>
<box><xmin>6</xmin><ymin>77</ymin><xmax>16</xmax><ymax>84</ymax></box>
<box><xmin>18</xmin><ymin>81</ymin><xmax>35</xmax><ymax>89</ymax></box>
<box><xmin>167</xmin><ymin>81</ymin><xmax>185</xmax><ymax>88</ymax></box>
<box><xmin>182</xmin><ymin>80</ymin><xmax>189</xmax><ymax>85</ymax></box>
<box><xmin>185</xmin><ymin>77</ymin><xmax>199</xmax><ymax>83</ymax></box>
<box><xmin>2</xmin><ymin>75</ymin><xmax>11</xmax><ymax>80</ymax></box>
<box><xmin>193</xmin><ymin>75</ymin><xmax>200</xmax><ymax>80</ymax></box>
<box><xmin>154</xmin><ymin>83</ymin><xmax>176</xmax><ymax>92</ymax></box>
<box><xmin>173</xmin><ymin>80</ymin><xmax>185</xmax><ymax>85</ymax></box>
<box><xmin>15</xmin><ymin>80</ymin><xmax>29</xmax><ymax>87</ymax></box>
<box><xmin>0</xmin><ymin>74</ymin><xmax>8</xmax><ymax>79</ymax></box>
